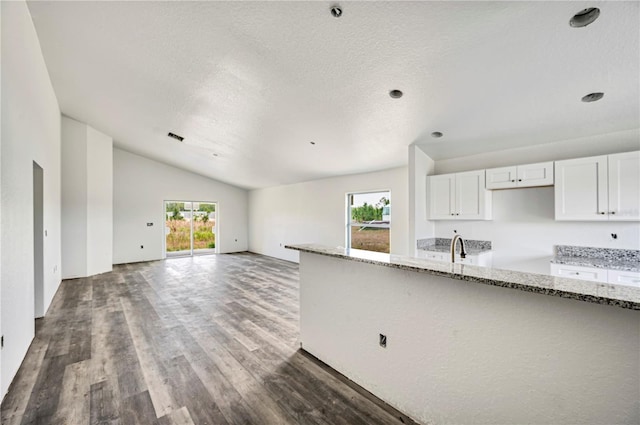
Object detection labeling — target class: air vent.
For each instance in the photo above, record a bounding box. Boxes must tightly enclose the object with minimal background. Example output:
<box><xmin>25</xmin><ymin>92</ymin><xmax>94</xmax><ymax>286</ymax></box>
<box><xmin>570</xmin><ymin>7</ymin><xmax>600</xmax><ymax>28</ymax></box>
<box><xmin>168</xmin><ymin>132</ymin><xmax>184</xmax><ymax>142</ymax></box>
<box><xmin>582</xmin><ymin>92</ymin><xmax>604</xmax><ymax>103</ymax></box>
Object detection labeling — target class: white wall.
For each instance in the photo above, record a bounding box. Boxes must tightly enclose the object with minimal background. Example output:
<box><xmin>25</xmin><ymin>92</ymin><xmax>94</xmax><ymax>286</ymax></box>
<box><xmin>300</xmin><ymin>252</ymin><xmax>640</xmax><ymax>425</ymax></box>
<box><xmin>86</xmin><ymin>125</ymin><xmax>113</xmax><ymax>276</ymax></box>
<box><xmin>412</xmin><ymin>130</ymin><xmax>640</xmax><ymax>274</ymax></box>
<box><xmin>61</xmin><ymin>117</ymin><xmax>113</xmax><ymax>278</ymax></box>
<box><xmin>436</xmin><ymin>187</ymin><xmax>640</xmax><ymax>273</ymax></box>
<box><xmin>434</xmin><ymin>128</ymin><xmax>640</xmax><ymax>174</ymax></box>
<box><xmin>61</xmin><ymin>117</ymin><xmax>87</xmax><ymax>278</ymax></box>
<box><xmin>1</xmin><ymin>0</ymin><xmax>62</xmax><ymax>399</ymax></box>
<box><xmin>249</xmin><ymin>167</ymin><xmax>409</xmax><ymax>262</ymax></box>
<box><xmin>113</xmin><ymin>148</ymin><xmax>248</xmax><ymax>263</ymax></box>
<box><xmin>408</xmin><ymin>145</ymin><xmax>434</xmax><ymax>252</ymax></box>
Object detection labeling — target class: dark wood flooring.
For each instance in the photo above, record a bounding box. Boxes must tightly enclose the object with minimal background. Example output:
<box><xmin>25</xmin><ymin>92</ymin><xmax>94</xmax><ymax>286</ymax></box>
<box><xmin>1</xmin><ymin>253</ymin><xmax>416</xmax><ymax>425</ymax></box>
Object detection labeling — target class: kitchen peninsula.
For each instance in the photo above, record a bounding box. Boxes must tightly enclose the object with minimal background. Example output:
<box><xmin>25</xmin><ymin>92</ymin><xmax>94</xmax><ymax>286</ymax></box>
<box><xmin>287</xmin><ymin>243</ymin><xmax>640</xmax><ymax>425</ymax></box>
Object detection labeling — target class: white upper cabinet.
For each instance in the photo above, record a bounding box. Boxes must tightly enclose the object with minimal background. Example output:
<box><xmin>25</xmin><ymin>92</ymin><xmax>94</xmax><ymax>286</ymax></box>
<box><xmin>427</xmin><ymin>174</ymin><xmax>455</xmax><ymax>219</ymax></box>
<box><xmin>555</xmin><ymin>151</ymin><xmax>639</xmax><ymax>221</ymax></box>
<box><xmin>427</xmin><ymin>170</ymin><xmax>491</xmax><ymax>220</ymax></box>
<box><xmin>608</xmin><ymin>151</ymin><xmax>640</xmax><ymax>221</ymax></box>
<box><xmin>486</xmin><ymin>162</ymin><xmax>553</xmax><ymax>189</ymax></box>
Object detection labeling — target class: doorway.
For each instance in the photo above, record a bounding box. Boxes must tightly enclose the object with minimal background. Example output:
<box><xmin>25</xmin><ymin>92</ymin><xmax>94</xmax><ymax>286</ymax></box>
<box><xmin>33</xmin><ymin>162</ymin><xmax>44</xmax><ymax>318</ymax></box>
<box><xmin>164</xmin><ymin>201</ymin><xmax>218</xmax><ymax>257</ymax></box>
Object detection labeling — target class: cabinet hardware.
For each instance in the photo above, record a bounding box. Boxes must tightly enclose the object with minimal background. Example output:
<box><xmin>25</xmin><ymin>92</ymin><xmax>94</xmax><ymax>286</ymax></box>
<box><xmin>611</xmin><ymin>211</ymin><xmax>616</xmax><ymax>215</ymax></box>
<box><xmin>599</xmin><ymin>212</ymin><xmax>605</xmax><ymax>215</ymax></box>
<box><xmin>518</xmin><ymin>179</ymin><xmax>522</xmax><ymax>182</ymax></box>
<box><xmin>511</xmin><ymin>180</ymin><xmax>515</xmax><ymax>182</ymax></box>
<box><xmin>456</xmin><ymin>213</ymin><xmax>460</xmax><ymax>216</ymax></box>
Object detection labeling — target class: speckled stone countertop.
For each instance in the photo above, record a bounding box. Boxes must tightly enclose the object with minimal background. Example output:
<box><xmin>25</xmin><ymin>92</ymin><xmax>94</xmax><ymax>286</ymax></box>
<box><xmin>417</xmin><ymin>237</ymin><xmax>492</xmax><ymax>255</ymax></box>
<box><xmin>286</xmin><ymin>243</ymin><xmax>640</xmax><ymax>311</ymax></box>
<box><xmin>551</xmin><ymin>245</ymin><xmax>640</xmax><ymax>272</ymax></box>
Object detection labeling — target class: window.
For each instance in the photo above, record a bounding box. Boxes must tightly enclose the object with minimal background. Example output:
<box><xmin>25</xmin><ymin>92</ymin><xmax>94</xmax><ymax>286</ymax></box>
<box><xmin>346</xmin><ymin>191</ymin><xmax>390</xmax><ymax>253</ymax></box>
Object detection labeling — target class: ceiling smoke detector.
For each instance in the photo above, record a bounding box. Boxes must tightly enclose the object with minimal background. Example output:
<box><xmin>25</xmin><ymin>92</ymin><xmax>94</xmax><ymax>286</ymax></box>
<box><xmin>581</xmin><ymin>92</ymin><xmax>604</xmax><ymax>102</ymax></box>
<box><xmin>389</xmin><ymin>89</ymin><xmax>403</xmax><ymax>99</ymax></box>
<box><xmin>167</xmin><ymin>132</ymin><xmax>184</xmax><ymax>142</ymax></box>
<box><xmin>570</xmin><ymin>7</ymin><xmax>600</xmax><ymax>28</ymax></box>
<box><xmin>431</xmin><ymin>131</ymin><xmax>443</xmax><ymax>138</ymax></box>
<box><xmin>330</xmin><ymin>5</ymin><xmax>342</xmax><ymax>18</ymax></box>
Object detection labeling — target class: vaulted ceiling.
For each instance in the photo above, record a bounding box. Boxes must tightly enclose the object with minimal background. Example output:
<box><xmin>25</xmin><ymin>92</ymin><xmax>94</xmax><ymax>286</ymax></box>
<box><xmin>27</xmin><ymin>1</ymin><xmax>639</xmax><ymax>189</ymax></box>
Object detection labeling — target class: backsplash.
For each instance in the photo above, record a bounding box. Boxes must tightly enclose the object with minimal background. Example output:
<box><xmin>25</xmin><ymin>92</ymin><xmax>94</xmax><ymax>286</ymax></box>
<box><xmin>417</xmin><ymin>237</ymin><xmax>492</xmax><ymax>251</ymax></box>
<box><xmin>555</xmin><ymin>245</ymin><xmax>640</xmax><ymax>263</ymax></box>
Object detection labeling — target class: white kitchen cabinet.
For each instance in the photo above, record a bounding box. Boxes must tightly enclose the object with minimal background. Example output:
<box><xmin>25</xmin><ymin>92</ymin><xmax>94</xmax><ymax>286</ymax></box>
<box><xmin>551</xmin><ymin>264</ymin><xmax>640</xmax><ymax>288</ymax></box>
<box><xmin>549</xmin><ymin>263</ymin><xmax>608</xmax><ymax>283</ymax></box>
<box><xmin>554</xmin><ymin>151</ymin><xmax>639</xmax><ymax>221</ymax></box>
<box><xmin>427</xmin><ymin>170</ymin><xmax>491</xmax><ymax>220</ymax></box>
<box><xmin>486</xmin><ymin>162</ymin><xmax>553</xmax><ymax>189</ymax></box>
<box><xmin>419</xmin><ymin>251</ymin><xmax>448</xmax><ymax>262</ymax></box>
<box><xmin>417</xmin><ymin>249</ymin><xmax>493</xmax><ymax>267</ymax></box>
<box><xmin>607</xmin><ymin>270</ymin><xmax>640</xmax><ymax>288</ymax></box>
<box><xmin>608</xmin><ymin>151</ymin><xmax>640</xmax><ymax>221</ymax></box>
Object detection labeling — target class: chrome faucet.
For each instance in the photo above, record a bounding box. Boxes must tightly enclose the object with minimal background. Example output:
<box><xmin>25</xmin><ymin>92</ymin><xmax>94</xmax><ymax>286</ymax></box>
<box><xmin>450</xmin><ymin>234</ymin><xmax>467</xmax><ymax>263</ymax></box>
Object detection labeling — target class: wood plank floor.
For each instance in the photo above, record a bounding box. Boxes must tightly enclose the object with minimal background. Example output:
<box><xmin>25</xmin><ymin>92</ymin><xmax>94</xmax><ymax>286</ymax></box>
<box><xmin>1</xmin><ymin>253</ymin><xmax>417</xmax><ymax>425</ymax></box>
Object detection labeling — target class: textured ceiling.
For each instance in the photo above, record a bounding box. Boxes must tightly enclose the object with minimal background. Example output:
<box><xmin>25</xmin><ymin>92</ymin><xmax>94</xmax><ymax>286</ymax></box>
<box><xmin>27</xmin><ymin>1</ymin><xmax>640</xmax><ymax>189</ymax></box>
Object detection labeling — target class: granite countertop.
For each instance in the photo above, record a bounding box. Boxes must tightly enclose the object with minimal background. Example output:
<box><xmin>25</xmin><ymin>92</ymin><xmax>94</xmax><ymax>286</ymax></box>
<box><xmin>551</xmin><ymin>245</ymin><xmax>640</xmax><ymax>272</ymax></box>
<box><xmin>286</xmin><ymin>243</ymin><xmax>640</xmax><ymax>311</ymax></box>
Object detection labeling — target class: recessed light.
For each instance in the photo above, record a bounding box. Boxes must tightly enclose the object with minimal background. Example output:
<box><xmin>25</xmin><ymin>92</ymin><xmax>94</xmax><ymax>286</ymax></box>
<box><xmin>389</xmin><ymin>90</ymin><xmax>403</xmax><ymax>99</ymax></box>
<box><xmin>330</xmin><ymin>5</ymin><xmax>342</xmax><ymax>18</ymax></box>
<box><xmin>570</xmin><ymin>7</ymin><xmax>600</xmax><ymax>28</ymax></box>
<box><xmin>581</xmin><ymin>92</ymin><xmax>604</xmax><ymax>102</ymax></box>
<box><xmin>431</xmin><ymin>131</ymin><xmax>443</xmax><ymax>138</ymax></box>
<box><xmin>167</xmin><ymin>132</ymin><xmax>184</xmax><ymax>142</ymax></box>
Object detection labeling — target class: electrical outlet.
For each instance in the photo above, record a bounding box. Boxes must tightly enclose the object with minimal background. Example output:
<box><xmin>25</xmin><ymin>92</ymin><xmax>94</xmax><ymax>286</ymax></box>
<box><xmin>379</xmin><ymin>333</ymin><xmax>387</xmax><ymax>348</ymax></box>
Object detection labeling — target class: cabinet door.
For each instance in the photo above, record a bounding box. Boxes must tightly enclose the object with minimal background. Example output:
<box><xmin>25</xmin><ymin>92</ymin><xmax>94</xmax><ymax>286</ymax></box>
<box><xmin>554</xmin><ymin>156</ymin><xmax>608</xmax><ymax>221</ymax></box>
<box><xmin>456</xmin><ymin>170</ymin><xmax>491</xmax><ymax>220</ymax></box>
<box><xmin>517</xmin><ymin>162</ymin><xmax>554</xmax><ymax>187</ymax></box>
<box><xmin>608</xmin><ymin>270</ymin><xmax>640</xmax><ymax>287</ymax></box>
<box><xmin>485</xmin><ymin>166</ymin><xmax>517</xmax><ymax>189</ymax></box>
<box><xmin>550</xmin><ymin>263</ymin><xmax>608</xmax><ymax>282</ymax></box>
<box><xmin>608</xmin><ymin>151</ymin><xmax>640</xmax><ymax>221</ymax></box>
<box><xmin>427</xmin><ymin>174</ymin><xmax>455</xmax><ymax>219</ymax></box>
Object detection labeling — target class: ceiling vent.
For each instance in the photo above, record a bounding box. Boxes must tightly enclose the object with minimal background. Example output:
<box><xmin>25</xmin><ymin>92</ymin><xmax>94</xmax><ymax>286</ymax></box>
<box><xmin>581</xmin><ymin>92</ymin><xmax>604</xmax><ymax>103</ymax></box>
<box><xmin>570</xmin><ymin>7</ymin><xmax>600</xmax><ymax>28</ymax></box>
<box><xmin>167</xmin><ymin>132</ymin><xmax>184</xmax><ymax>142</ymax></box>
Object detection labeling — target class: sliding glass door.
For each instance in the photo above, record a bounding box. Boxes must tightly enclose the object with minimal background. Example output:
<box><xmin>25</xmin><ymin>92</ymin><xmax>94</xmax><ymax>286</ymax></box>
<box><xmin>192</xmin><ymin>202</ymin><xmax>217</xmax><ymax>255</ymax></box>
<box><xmin>165</xmin><ymin>200</ymin><xmax>217</xmax><ymax>257</ymax></box>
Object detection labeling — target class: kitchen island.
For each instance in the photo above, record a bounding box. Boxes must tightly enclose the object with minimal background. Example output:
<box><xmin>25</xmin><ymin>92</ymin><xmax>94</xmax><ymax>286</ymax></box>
<box><xmin>287</xmin><ymin>243</ymin><xmax>640</xmax><ymax>425</ymax></box>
